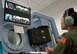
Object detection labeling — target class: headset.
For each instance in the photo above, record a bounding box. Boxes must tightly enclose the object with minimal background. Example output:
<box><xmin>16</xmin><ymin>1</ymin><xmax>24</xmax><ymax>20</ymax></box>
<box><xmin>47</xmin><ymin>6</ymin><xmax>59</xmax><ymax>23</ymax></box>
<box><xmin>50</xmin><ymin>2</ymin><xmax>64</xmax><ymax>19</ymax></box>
<box><xmin>64</xmin><ymin>11</ymin><xmax>74</xmax><ymax>26</ymax></box>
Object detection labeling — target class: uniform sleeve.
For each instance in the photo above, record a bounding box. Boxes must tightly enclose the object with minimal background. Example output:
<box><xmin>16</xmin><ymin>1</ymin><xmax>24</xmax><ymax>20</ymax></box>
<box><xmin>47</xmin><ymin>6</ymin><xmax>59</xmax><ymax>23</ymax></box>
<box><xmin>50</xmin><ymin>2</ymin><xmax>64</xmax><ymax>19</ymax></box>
<box><xmin>64</xmin><ymin>37</ymin><xmax>76</xmax><ymax>54</ymax></box>
<box><xmin>52</xmin><ymin>32</ymin><xmax>68</xmax><ymax>54</ymax></box>
<box><xmin>53</xmin><ymin>32</ymin><xmax>76</xmax><ymax>54</ymax></box>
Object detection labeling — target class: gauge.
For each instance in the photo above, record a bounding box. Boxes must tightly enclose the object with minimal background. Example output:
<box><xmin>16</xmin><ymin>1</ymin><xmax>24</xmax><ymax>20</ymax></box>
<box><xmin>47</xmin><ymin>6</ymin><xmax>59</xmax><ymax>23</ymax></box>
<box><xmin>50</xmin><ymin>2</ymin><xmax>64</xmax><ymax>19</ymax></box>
<box><xmin>7</xmin><ymin>30</ymin><xmax>22</xmax><ymax>46</ymax></box>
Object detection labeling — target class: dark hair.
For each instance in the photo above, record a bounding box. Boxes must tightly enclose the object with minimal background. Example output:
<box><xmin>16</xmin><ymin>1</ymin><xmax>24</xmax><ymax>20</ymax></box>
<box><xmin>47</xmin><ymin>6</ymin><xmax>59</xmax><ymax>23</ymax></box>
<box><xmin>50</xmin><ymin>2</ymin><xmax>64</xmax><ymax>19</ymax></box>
<box><xmin>63</xmin><ymin>8</ymin><xmax>77</xmax><ymax>26</ymax></box>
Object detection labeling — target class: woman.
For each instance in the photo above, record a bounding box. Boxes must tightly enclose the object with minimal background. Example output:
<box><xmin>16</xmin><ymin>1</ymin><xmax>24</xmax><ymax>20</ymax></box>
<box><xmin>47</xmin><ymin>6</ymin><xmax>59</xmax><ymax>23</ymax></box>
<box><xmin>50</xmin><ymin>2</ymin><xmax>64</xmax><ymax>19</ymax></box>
<box><xmin>46</xmin><ymin>8</ymin><xmax>77</xmax><ymax>54</ymax></box>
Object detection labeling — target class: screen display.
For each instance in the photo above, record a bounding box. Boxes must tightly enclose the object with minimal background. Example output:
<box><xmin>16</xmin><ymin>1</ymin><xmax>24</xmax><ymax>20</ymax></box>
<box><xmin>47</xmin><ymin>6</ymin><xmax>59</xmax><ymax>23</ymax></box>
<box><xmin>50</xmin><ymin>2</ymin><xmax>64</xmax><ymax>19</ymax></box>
<box><xmin>5</xmin><ymin>13</ymin><xmax>30</xmax><ymax>24</ymax></box>
<box><xmin>4</xmin><ymin>1</ymin><xmax>31</xmax><ymax>25</ymax></box>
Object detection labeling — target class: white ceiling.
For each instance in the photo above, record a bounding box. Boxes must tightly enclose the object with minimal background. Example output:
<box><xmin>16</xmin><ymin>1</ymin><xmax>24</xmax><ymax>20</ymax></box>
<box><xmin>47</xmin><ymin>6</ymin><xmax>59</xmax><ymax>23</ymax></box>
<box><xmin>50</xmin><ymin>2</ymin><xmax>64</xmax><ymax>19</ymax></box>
<box><xmin>13</xmin><ymin>0</ymin><xmax>77</xmax><ymax>16</ymax></box>
<box><xmin>29</xmin><ymin>0</ymin><xmax>57</xmax><ymax>11</ymax></box>
<box><xmin>13</xmin><ymin>0</ymin><xmax>58</xmax><ymax>11</ymax></box>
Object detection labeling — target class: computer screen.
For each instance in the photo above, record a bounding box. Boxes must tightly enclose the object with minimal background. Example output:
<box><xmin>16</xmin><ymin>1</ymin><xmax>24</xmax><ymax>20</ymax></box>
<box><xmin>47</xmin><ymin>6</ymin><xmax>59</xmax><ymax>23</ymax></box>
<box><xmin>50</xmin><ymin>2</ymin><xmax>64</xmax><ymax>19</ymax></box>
<box><xmin>4</xmin><ymin>0</ymin><xmax>31</xmax><ymax>25</ymax></box>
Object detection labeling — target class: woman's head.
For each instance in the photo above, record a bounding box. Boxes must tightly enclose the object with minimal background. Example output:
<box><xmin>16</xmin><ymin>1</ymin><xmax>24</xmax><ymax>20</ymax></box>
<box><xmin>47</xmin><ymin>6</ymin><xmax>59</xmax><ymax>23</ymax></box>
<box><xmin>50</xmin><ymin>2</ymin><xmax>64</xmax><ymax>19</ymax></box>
<box><xmin>61</xmin><ymin>8</ymin><xmax>77</xmax><ymax>30</ymax></box>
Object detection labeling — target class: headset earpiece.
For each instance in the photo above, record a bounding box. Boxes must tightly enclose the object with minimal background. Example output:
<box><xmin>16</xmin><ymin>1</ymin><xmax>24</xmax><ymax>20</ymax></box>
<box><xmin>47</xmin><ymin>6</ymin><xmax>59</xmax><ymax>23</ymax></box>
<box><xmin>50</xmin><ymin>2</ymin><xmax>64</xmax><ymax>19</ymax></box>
<box><xmin>64</xmin><ymin>11</ymin><xmax>74</xmax><ymax>26</ymax></box>
<box><xmin>64</xmin><ymin>16</ymin><xmax>74</xmax><ymax>26</ymax></box>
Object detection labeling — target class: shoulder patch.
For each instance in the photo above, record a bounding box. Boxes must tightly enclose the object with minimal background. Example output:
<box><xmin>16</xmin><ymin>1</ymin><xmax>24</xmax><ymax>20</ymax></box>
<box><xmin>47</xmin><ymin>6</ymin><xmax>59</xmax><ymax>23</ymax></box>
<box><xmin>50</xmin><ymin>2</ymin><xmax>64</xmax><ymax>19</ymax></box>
<box><xmin>57</xmin><ymin>37</ymin><xmax>66</xmax><ymax>44</ymax></box>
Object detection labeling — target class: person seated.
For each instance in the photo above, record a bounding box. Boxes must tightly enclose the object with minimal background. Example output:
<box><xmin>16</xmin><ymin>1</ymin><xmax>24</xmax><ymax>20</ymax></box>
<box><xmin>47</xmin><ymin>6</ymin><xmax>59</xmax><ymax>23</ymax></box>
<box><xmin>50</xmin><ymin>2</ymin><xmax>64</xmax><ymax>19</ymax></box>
<box><xmin>46</xmin><ymin>8</ymin><xmax>77</xmax><ymax>54</ymax></box>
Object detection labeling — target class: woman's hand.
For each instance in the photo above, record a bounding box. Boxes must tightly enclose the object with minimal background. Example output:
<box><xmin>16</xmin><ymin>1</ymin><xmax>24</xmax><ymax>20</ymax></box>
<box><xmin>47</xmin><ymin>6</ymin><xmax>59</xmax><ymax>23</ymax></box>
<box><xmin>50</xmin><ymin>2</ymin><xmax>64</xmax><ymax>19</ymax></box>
<box><xmin>46</xmin><ymin>47</ymin><xmax>53</xmax><ymax>54</ymax></box>
<box><xmin>46</xmin><ymin>48</ymin><xmax>53</xmax><ymax>54</ymax></box>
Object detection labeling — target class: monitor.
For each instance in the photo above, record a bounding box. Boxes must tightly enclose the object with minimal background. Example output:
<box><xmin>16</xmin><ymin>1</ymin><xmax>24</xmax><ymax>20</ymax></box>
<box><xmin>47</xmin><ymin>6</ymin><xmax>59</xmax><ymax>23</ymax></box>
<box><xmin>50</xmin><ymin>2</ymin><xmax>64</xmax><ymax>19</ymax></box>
<box><xmin>4</xmin><ymin>0</ymin><xmax>31</xmax><ymax>25</ymax></box>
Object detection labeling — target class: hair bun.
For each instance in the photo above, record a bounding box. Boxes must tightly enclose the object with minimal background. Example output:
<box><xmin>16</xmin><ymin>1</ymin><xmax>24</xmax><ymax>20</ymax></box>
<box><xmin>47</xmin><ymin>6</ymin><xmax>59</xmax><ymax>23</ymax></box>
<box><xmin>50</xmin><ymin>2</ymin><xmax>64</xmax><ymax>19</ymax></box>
<box><xmin>65</xmin><ymin>8</ymin><xmax>75</xmax><ymax>14</ymax></box>
<box><xmin>63</xmin><ymin>8</ymin><xmax>75</xmax><ymax>17</ymax></box>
